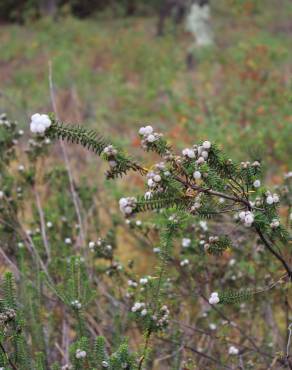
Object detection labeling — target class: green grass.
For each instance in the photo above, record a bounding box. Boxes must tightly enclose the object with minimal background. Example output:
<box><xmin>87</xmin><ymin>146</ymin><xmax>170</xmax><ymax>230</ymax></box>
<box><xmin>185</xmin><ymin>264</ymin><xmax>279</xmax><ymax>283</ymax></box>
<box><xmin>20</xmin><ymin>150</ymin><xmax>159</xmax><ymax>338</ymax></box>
<box><xmin>0</xmin><ymin>1</ymin><xmax>291</xmax><ymax>174</ymax></box>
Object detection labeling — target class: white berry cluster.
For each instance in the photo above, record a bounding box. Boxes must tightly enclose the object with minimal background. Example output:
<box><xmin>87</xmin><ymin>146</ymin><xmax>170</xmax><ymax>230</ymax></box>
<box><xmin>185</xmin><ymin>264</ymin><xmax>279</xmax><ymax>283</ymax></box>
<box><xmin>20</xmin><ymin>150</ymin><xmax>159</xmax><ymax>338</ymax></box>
<box><xmin>75</xmin><ymin>348</ymin><xmax>87</xmax><ymax>359</ymax></box>
<box><xmin>128</xmin><ymin>279</ymin><xmax>138</xmax><ymax>288</ymax></box>
<box><xmin>144</xmin><ymin>162</ymin><xmax>171</xmax><ymax>197</ymax></box>
<box><xmin>155</xmin><ymin>305</ymin><xmax>170</xmax><ymax>328</ymax></box>
<box><xmin>71</xmin><ymin>300</ymin><xmax>82</xmax><ymax>309</ymax></box>
<box><xmin>139</xmin><ymin>277</ymin><xmax>149</xmax><ymax>285</ymax></box>
<box><xmin>138</xmin><ymin>125</ymin><xmax>162</xmax><ymax>148</ymax></box>
<box><xmin>27</xmin><ymin>137</ymin><xmax>51</xmax><ymax>152</ymax></box>
<box><xmin>102</xmin><ymin>145</ymin><xmax>119</xmax><ymax>168</ymax></box>
<box><xmin>88</xmin><ymin>238</ymin><xmax>105</xmax><ymax>252</ymax></box>
<box><xmin>228</xmin><ymin>346</ymin><xmax>239</xmax><ymax>355</ymax></box>
<box><xmin>270</xmin><ymin>218</ymin><xmax>280</xmax><ymax>228</ymax></box>
<box><xmin>0</xmin><ymin>113</ymin><xmax>8</xmax><ymax>125</ymax></box>
<box><xmin>155</xmin><ymin>161</ymin><xmax>171</xmax><ymax>177</ymax></box>
<box><xmin>119</xmin><ymin>197</ymin><xmax>137</xmax><ymax>215</ymax></box>
<box><xmin>131</xmin><ymin>304</ymin><xmax>170</xmax><ymax>330</ymax></box>
<box><xmin>182</xmin><ymin>140</ymin><xmax>211</xmax><ymax>166</ymax></box>
<box><xmin>107</xmin><ymin>261</ymin><xmax>123</xmax><ymax>274</ymax></box>
<box><xmin>180</xmin><ymin>258</ymin><xmax>189</xmax><ymax>267</ymax></box>
<box><xmin>209</xmin><ymin>292</ymin><xmax>220</xmax><ymax>305</ymax></box>
<box><xmin>146</xmin><ymin>171</ymin><xmax>162</xmax><ymax>190</ymax></box>
<box><xmin>30</xmin><ymin>113</ymin><xmax>51</xmax><ymax>134</ymax></box>
<box><xmin>203</xmin><ymin>235</ymin><xmax>219</xmax><ymax>251</ymax></box>
<box><xmin>103</xmin><ymin>145</ymin><xmax>117</xmax><ymax>157</ymax></box>
<box><xmin>265</xmin><ymin>191</ymin><xmax>279</xmax><ymax>205</ymax></box>
<box><xmin>241</xmin><ymin>160</ymin><xmax>261</xmax><ymax>169</ymax></box>
<box><xmin>182</xmin><ymin>147</ymin><xmax>195</xmax><ymax>159</ymax></box>
<box><xmin>190</xmin><ymin>194</ymin><xmax>202</xmax><ymax>212</ymax></box>
<box><xmin>238</xmin><ymin>211</ymin><xmax>255</xmax><ymax>227</ymax></box>
<box><xmin>0</xmin><ymin>308</ymin><xmax>16</xmax><ymax>324</ymax></box>
<box><xmin>131</xmin><ymin>301</ymin><xmax>146</xmax><ymax>314</ymax></box>
<box><xmin>0</xmin><ymin>113</ymin><xmax>17</xmax><ymax>128</ymax></box>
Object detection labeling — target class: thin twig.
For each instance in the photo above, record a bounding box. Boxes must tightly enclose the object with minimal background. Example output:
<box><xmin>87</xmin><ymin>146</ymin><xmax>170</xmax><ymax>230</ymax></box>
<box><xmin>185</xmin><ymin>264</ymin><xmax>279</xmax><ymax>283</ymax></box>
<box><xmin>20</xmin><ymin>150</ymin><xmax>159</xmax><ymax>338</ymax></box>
<box><xmin>287</xmin><ymin>323</ymin><xmax>292</xmax><ymax>359</ymax></box>
<box><xmin>255</xmin><ymin>226</ymin><xmax>292</xmax><ymax>279</ymax></box>
<box><xmin>0</xmin><ymin>342</ymin><xmax>18</xmax><ymax>370</ymax></box>
<box><xmin>0</xmin><ymin>246</ymin><xmax>20</xmax><ymax>279</ymax></box>
<box><xmin>34</xmin><ymin>187</ymin><xmax>51</xmax><ymax>263</ymax></box>
<box><xmin>174</xmin><ymin>175</ymin><xmax>292</xmax><ymax>278</ymax></box>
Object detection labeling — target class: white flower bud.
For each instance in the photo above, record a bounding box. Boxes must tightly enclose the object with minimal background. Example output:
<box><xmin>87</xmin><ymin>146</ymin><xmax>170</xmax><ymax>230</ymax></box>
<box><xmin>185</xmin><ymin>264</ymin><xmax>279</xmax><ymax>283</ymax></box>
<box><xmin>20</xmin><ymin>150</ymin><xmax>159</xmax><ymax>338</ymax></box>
<box><xmin>244</xmin><ymin>213</ymin><xmax>254</xmax><ymax>226</ymax></box>
<box><xmin>146</xmin><ymin>134</ymin><xmax>156</xmax><ymax>143</ymax></box>
<box><xmin>153</xmin><ymin>174</ymin><xmax>161</xmax><ymax>182</ymax></box>
<box><xmin>141</xmin><ymin>309</ymin><xmax>148</xmax><ymax>316</ymax></box>
<box><xmin>147</xmin><ymin>178</ymin><xmax>155</xmax><ymax>187</ymax></box>
<box><xmin>253</xmin><ymin>180</ymin><xmax>261</xmax><ymax>188</ymax></box>
<box><xmin>139</xmin><ymin>127</ymin><xmax>146</xmax><ymax>135</ymax></box>
<box><xmin>30</xmin><ymin>113</ymin><xmax>51</xmax><ymax>134</ymax></box>
<box><xmin>209</xmin><ymin>292</ymin><xmax>219</xmax><ymax>305</ymax></box>
<box><xmin>139</xmin><ymin>278</ymin><xmax>148</xmax><ymax>285</ymax></box>
<box><xmin>182</xmin><ymin>148</ymin><xmax>195</xmax><ymax>158</ymax></box>
<box><xmin>201</xmin><ymin>150</ymin><xmax>209</xmax><ymax>159</ymax></box>
<box><xmin>202</xmin><ymin>141</ymin><xmax>211</xmax><ymax>149</ymax></box>
<box><xmin>193</xmin><ymin>171</ymin><xmax>201</xmax><ymax>180</ymax></box>
<box><xmin>270</xmin><ymin>219</ymin><xmax>280</xmax><ymax>228</ymax></box>
<box><xmin>228</xmin><ymin>346</ymin><xmax>239</xmax><ymax>355</ymax></box>
<box><xmin>144</xmin><ymin>191</ymin><xmax>152</xmax><ymax>200</ymax></box>
<box><xmin>144</xmin><ymin>125</ymin><xmax>153</xmax><ymax>135</ymax></box>
<box><xmin>196</xmin><ymin>157</ymin><xmax>205</xmax><ymax>165</ymax></box>
<box><xmin>272</xmin><ymin>194</ymin><xmax>279</xmax><ymax>203</ymax></box>
<box><xmin>266</xmin><ymin>196</ymin><xmax>274</xmax><ymax>205</ymax></box>
<box><xmin>180</xmin><ymin>259</ymin><xmax>189</xmax><ymax>266</ymax></box>
<box><xmin>182</xmin><ymin>238</ymin><xmax>191</xmax><ymax>248</ymax></box>
<box><xmin>119</xmin><ymin>198</ymin><xmax>128</xmax><ymax>207</ymax></box>
<box><xmin>88</xmin><ymin>241</ymin><xmax>95</xmax><ymax>249</ymax></box>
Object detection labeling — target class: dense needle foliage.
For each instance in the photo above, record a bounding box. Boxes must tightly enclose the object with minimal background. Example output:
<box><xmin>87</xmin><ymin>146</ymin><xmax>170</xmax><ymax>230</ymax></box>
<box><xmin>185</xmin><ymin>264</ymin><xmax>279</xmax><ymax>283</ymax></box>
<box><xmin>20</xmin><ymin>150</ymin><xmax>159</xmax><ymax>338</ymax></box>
<box><xmin>0</xmin><ymin>113</ymin><xmax>291</xmax><ymax>369</ymax></box>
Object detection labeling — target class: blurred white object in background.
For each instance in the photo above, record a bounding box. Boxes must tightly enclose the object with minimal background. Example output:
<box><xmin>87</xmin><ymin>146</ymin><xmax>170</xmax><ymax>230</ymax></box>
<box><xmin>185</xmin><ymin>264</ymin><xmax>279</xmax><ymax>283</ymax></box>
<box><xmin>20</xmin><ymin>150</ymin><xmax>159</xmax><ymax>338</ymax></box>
<box><xmin>185</xmin><ymin>2</ymin><xmax>213</xmax><ymax>46</ymax></box>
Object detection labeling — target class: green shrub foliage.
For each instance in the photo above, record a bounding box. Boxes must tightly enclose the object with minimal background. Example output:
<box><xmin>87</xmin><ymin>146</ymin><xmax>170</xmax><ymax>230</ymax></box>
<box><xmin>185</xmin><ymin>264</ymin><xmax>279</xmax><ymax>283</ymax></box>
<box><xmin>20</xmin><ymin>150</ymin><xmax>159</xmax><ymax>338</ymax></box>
<box><xmin>0</xmin><ymin>112</ymin><xmax>291</xmax><ymax>369</ymax></box>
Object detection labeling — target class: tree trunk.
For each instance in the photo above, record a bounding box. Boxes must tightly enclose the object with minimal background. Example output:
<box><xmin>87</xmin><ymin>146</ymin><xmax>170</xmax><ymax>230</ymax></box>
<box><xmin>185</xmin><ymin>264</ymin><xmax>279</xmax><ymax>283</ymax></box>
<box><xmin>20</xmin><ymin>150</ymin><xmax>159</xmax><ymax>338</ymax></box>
<box><xmin>157</xmin><ymin>0</ymin><xmax>187</xmax><ymax>36</ymax></box>
<box><xmin>126</xmin><ymin>0</ymin><xmax>136</xmax><ymax>16</ymax></box>
<box><xmin>39</xmin><ymin>0</ymin><xmax>58</xmax><ymax>17</ymax></box>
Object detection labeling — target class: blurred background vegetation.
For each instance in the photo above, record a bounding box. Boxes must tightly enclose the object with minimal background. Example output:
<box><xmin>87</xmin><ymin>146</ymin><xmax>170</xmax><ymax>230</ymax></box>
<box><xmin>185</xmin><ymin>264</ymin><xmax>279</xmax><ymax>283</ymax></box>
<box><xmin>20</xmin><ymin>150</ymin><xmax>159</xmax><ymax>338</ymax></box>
<box><xmin>0</xmin><ymin>0</ymin><xmax>291</xmax><ymax>178</ymax></box>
